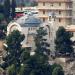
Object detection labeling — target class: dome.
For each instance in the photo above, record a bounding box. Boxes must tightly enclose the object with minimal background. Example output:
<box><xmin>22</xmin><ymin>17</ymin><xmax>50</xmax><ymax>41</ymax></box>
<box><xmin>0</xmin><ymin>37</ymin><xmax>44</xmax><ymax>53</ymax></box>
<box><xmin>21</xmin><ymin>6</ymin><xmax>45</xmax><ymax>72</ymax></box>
<box><xmin>16</xmin><ymin>15</ymin><xmax>42</xmax><ymax>27</ymax></box>
<box><xmin>26</xmin><ymin>16</ymin><xmax>41</xmax><ymax>24</ymax></box>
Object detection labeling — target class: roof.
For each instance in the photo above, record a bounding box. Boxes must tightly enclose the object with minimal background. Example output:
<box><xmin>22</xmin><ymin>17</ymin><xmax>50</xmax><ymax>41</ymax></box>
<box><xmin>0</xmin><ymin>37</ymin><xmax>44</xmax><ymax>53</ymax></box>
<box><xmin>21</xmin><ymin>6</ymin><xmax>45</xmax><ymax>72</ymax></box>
<box><xmin>24</xmin><ymin>16</ymin><xmax>41</xmax><ymax>27</ymax></box>
<box><xmin>16</xmin><ymin>15</ymin><xmax>42</xmax><ymax>27</ymax></box>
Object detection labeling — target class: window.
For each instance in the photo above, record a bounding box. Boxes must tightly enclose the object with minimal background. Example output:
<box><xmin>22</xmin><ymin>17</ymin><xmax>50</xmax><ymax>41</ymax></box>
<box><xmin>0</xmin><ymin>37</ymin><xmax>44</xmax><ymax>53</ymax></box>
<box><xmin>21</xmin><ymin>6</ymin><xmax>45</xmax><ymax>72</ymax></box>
<box><xmin>59</xmin><ymin>18</ymin><xmax>61</xmax><ymax>22</ymax></box>
<box><xmin>28</xmin><ymin>28</ymin><xmax>30</xmax><ymax>30</ymax></box>
<box><xmin>51</xmin><ymin>3</ymin><xmax>53</xmax><ymax>6</ymax></box>
<box><xmin>43</xmin><ymin>18</ymin><xmax>45</xmax><ymax>22</ymax></box>
<box><xmin>49</xmin><ymin>16</ymin><xmax>51</xmax><ymax>21</ymax></box>
<box><xmin>43</xmin><ymin>2</ymin><xmax>45</xmax><ymax>6</ymax></box>
<box><xmin>59</xmin><ymin>11</ymin><xmax>61</xmax><ymax>14</ymax></box>
<box><xmin>59</xmin><ymin>3</ymin><xmax>61</xmax><ymax>6</ymax></box>
<box><xmin>43</xmin><ymin>10</ymin><xmax>45</xmax><ymax>14</ymax></box>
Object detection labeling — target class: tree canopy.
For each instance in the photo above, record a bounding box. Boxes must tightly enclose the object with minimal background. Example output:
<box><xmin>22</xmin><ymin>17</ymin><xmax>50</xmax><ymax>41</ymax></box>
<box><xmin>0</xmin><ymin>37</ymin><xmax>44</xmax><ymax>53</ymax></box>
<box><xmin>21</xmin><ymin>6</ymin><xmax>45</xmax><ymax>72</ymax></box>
<box><xmin>0</xmin><ymin>28</ymin><xmax>65</xmax><ymax>75</ymax></box>
<box><xmin>19</xmin><ymin>27</ymin><xmax>51</xmax><ymax>75</ymax></box>
<box><xmin>1</xmin><ymin>30</ymin><xmax>25</xmax><ymax>72</ymax></box>
<box><xmin>55</xmin><ymin>26</ymin><xmax>73</xmax><ymax>56</ymax></box>
<box><xmin>0</xmin><ymin>13</ymin><xmax>5</xmax><ymax>23</ymax></box>
<box><xmin>52</xmin><ymin>66</ymin><xmax>64</xmax><ymax>75</ymax></box>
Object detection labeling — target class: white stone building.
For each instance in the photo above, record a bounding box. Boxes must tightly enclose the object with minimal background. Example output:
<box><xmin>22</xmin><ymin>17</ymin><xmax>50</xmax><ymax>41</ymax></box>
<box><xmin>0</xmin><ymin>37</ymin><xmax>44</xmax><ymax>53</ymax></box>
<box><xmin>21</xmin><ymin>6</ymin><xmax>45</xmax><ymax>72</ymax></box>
<box><xmin>7</xmin><ymin>14</ymin><xmax>41</xmax><ymax>50</ymax></box>
<box><xmin>7</xmin><ymin>12</ymin><xmax>58</xmax><ymax>54</ymax></box>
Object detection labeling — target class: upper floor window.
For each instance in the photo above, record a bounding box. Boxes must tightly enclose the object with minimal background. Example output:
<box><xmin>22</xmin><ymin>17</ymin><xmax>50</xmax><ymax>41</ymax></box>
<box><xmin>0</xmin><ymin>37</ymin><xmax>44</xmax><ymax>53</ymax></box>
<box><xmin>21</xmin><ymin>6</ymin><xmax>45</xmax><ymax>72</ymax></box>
<box><xmin>28</xmin><ymin>28</ymin><xmax>30</xmax><ymax>30</ymax></box>
<box><xmin>51</xmin><ymin>3</ymin><xmax>53</xmax><ymax>6</ymax></box>
<box><xmin>59</xmin><ymin>11</ymin><xmax>61</xmax><ymax>14</ymax></box>
<box><xmin>59</xmin><ymin>18</ymin><xmax>61</xmax><ymax>22</ymax></box>
<box><xmin>59</xmin><ymin>3</ymin><xmax>61</xmax><ymax>6</ymax></box>
<box><xmin>43</xmin><ymin>10</ymin><xmax>45</xmax><ymax>14</ymax></box>
<box><xmin>43</xmin><ymin>18</ymin><xmax>45</xmax><ymax>22</ymax></box>
<box><xmin>43</xmin><ymin>2</ymin><xmax>45</xmax><ymax>6</ymax></box>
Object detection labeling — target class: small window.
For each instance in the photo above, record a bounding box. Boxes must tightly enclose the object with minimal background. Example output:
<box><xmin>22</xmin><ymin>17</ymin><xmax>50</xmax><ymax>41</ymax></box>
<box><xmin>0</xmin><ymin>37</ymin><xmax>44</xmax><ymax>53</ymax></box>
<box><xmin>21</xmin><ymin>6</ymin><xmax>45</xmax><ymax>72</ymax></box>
<box><xmin>28</xmin><ymin>28</ymin><xmax>30</xmax><ymax>30</ymax></box>
<box><xmin>59</xmin><ymin>18</ymin><xmax>61</xmax><ymax>22</ymax></box>
<box><xmin>43</xmin><ymin>10</ymin><xmax>45</xmax><ymax>14</ymax></box>
<box><xmin>59</xmin><ymin>11</ymin><xmax>61</xmax><ymax>14</ymax></box>
<box><xmin>49</xmin><ymin>16</ymin><xmax>51</xmax><ymax>21</ymax></box>
<box><xmin>43</xmin><ymin>18</ymin><xmax>45</xmax><ymax>22</ymax></box>
<box><xmin>59</xmin><ymin>3</ymin><xmax>61</xmax><ymax>6</ymax></box>
<box><xmin>43</xmin><ymin>2</ymin><xmax>45</xmax><ymax>6</ymax></box>
<box><xmin>51</xmin><ymin>3</ymin><xmax>53</xmax><ymax>6</ymax></box>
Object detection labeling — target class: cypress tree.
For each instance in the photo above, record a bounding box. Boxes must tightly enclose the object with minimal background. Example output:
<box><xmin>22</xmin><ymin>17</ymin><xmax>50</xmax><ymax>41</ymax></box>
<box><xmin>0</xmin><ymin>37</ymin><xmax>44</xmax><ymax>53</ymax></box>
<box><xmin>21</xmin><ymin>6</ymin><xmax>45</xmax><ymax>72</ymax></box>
<box><xmin>11</xmin><ymin>0</ymin><xmax>16</xmax><ymax>19</ymax></box>
<box><xmin>4</xmin><ymin>0</ymin><xmax>10</xmax><ymax>22</ymax></box>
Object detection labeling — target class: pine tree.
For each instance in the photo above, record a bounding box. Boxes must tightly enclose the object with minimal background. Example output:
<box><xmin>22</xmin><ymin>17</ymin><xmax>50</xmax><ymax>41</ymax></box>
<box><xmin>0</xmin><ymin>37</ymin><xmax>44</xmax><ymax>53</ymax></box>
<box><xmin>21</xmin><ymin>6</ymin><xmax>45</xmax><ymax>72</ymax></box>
<box><xmin>55</xmin><ymin>26</ymin><xmax>73</xmax><ymax>56</ymax></box>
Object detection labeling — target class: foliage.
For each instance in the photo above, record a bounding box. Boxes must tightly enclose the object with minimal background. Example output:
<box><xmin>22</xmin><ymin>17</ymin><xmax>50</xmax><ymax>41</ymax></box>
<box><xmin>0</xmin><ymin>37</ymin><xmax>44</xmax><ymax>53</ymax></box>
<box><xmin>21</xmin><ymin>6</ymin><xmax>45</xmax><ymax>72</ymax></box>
<box><xmin>4</xmin><ymin>0</ymin><xmax>10</xmax><ymax>22</ymax></box>
<box><xmin>8</xmin><ymin>64</ymin><xmax>16</xmax><ymax>75</ymax></box>
<box><xmin>0</xmin><ymin>4</ymin><xmax>4</xmax><ymax>13</ymax></box>
<box><xmin>0</xmin><ymin>13</ymin><xmax>4</xmax><ymax>23</ymax></box>
<box><xmin>0</xmin><ymin>30</ymin><xmax>6</xmax><ymax>40</ymax></box>
<box><xmin>0</xmin><ymin>24</ymin><xmax>7</xmax><ymax>32</ymax></box>
<box><xmin>51</xmin><ymin>63</ymin><xmax>63</xmax><ymax>74</ymax></box>
<box><xmin>55</xmin><ymin>26</ymin><xmax>73</xmax><ymax>55</ymax></box>
<box><xmin>0</xmin><ymin>24</ymin><xmax>7</xmax><ymax>40</ymax></box>
<box><xmin>52</xmin><ymin>66</ymin><xmax>64</xmax><ymax>75</ymax></box>
<box><xmin>4</xmin><ymin>0</ymin><xmax>16</xmax><ymax>21</ymax></box>
<box><xmin>1</xmin><ymin>30</ymin><xmax>25</xmax><ymax>73</ymax></box>
<box><xmin>0</xmin><ymin>27</ymin><xmax>65</xmax><ymax>75</ymax></box>
<box><xmin>11</xmin><ymin>0</ymin><xmax>16</xmax><ymax>19</ymax></box>
<box><xmin>34</xmin><ymin>27</ymin><xmax>50</xmax><ymax>55</ymax></box>
<box><xmin>19</xmin><ymin>27</ymin><xmax>51</xmax><ymax>75</ymax></box>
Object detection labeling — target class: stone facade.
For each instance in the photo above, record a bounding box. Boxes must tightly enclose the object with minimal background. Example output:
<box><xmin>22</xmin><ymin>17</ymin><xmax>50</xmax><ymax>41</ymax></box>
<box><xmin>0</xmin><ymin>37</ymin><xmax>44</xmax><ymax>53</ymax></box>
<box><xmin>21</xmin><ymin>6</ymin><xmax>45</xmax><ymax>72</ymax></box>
<box><xmin>37</xmin><ymin>0</ymin><xmax>72</xmax><ymax>27</ymax></box>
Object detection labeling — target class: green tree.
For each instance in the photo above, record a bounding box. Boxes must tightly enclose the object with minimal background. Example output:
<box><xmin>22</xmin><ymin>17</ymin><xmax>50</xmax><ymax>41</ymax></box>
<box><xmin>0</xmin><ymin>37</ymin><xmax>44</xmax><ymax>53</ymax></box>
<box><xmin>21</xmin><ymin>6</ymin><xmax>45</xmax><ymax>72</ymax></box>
<box><xmin>0</xmin><ymin>30</ymin><xmax>6</xmax><ymax>40</ymax></box>
<box><xmin>0</xmin><ymin>4</ymin><xmax>4</xmax><ymax>13</ymax></box>
<box><xmin>0</xmin><ymin>13</ymin><xmax>6</xmax><ymax>39</ymax></box>
<box><xmin>0</xmin><ymin>13</ymin><xmax>4</xmax><ymax>24</ymax></box>
<box><xmin>8</xmin><ymin>64</ymin><xmax>16</xmax><ymax>75</ymax></box>
<box><xmin>52</xmin><ymin>66</ymin><xmax>64</xmax><ymax>75</ymax></box>
<box><xmin>35</xmin><ymin>27</ymin><xmax>50</xmax><ymax>55</ymax></box>
<box><xmin>20</xmin><ymin>27</ymin><xmax>51</xmax><ymax>75</ymax></box>
<box><xmin>51</xmin><ymin>63</ymin><xmax>62</xmax><ymax>72</ymax></box>
<box><xmin>1</xmin><ymin>30</ymin><xmax>25</xmax><ymax>75</ymax></box>
<box><xmin>55</xmin><ymin>26</ymin><xmax>73</xmax><ymax>56</ymax></box>
<box><xmin>4</xmin><ymin>0</ymin><xmax>10</xmax><ymax>22</ymax></box>
<box><xmin>11</xmin><ymin>0</ymin><xmax>16</xmax><ymax>19</ymax></box>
